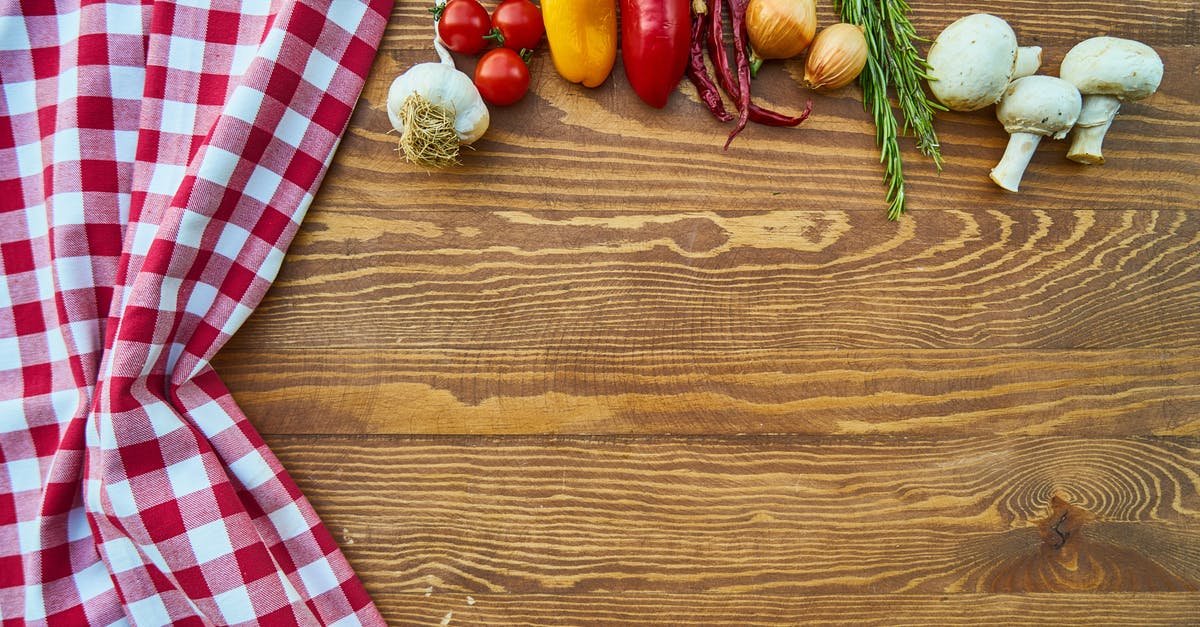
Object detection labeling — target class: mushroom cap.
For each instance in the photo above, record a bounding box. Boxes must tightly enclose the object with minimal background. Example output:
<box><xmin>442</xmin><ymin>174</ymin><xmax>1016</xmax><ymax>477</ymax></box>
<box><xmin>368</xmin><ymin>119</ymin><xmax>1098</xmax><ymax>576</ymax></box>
<box><xmin>927</xmin><ymin>14</ymin><xmax>1019</xmax><ymax>111</ymax></box>
<box><xmin>996</xmin><ymin>75</ymin><xmax>1083</xmax><ymax>138</ymax></box>
<box><xmin>1060</xmin><ymin>36</ymin><xmax>1163</xmax><ymax>100</ymax></box>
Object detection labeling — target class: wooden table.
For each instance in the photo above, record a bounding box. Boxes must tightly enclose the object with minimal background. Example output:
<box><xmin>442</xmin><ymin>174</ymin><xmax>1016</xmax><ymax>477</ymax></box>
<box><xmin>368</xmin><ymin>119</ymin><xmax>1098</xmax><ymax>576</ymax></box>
<box><xmin>213</xmin><ymin>1</ymin><xmax>1200</xmax><ymax>623</ymax></box>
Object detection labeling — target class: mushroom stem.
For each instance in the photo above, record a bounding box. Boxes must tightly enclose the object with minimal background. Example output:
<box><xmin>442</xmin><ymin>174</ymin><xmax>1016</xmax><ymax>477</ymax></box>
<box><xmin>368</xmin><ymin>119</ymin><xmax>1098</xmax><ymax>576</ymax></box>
<box><xmin>989</xmin><ymin>132</ymin><xmax>1043</xmax><ymax>192</ymax></box>
<box><xmin>1013</xmin><ymin>46</ymin><xmax>1042</xmax><ymax>79</ymax></box>
<box><xmin>1066</xmin><ymin>94</ymin><xmax>1121</xmax><ymax>165</ymax></box>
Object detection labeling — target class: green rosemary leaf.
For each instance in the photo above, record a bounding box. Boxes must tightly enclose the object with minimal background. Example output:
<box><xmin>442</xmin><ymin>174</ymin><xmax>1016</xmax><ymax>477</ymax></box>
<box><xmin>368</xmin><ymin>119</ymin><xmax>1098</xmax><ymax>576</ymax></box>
<box><xmin>836</xmin><ymin>0</ymin><xmax>942</xmax><ymax>220</ymax></box>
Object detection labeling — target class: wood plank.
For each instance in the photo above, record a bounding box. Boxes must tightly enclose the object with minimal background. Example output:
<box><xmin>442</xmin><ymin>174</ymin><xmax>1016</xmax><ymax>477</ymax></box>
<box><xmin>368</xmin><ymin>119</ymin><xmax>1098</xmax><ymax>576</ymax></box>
<box><xmin>268</xmin><ymin>436</ymin><xmax>1200</xmax><ymax>595</ymax></box>
<box><xmin>217</xmin><ymin>348</ymin><xmax>1200</xmax><ymax>436</ymax></box>
<box><xmin>375</xmin><ymin>592</ymin><xmax>1200</xmax><ymax>626</ymax></box>
<box><xmin>222</xmin><ymin>209</ymin><xmax>1200</xmax><ymax>351</ymax></box>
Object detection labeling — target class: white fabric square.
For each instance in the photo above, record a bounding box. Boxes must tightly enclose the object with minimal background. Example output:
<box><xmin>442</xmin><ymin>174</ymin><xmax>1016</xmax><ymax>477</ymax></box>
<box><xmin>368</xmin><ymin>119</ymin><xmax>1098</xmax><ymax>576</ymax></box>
<box><xmin>56</xmin><ymin>7</ymin><xmax>81</xmax><ymax>43</ymax></box>
<box><xmin>35</xmin><ymin>265</ymin><xmax>55</xmax><ymax>300</ymax></box>
<box><xmin>160</xmin><ymin>98</ymin><xmax>198</xmax><ymax>136</ymax></box>
<box><xmin>74</xmin><ymin>559</ymin><xmax>116</xmax><ymax>603</ymax></box>
<box><xmin>50</xmin><ymin>389</ymin><xmax>80</xmax><ymax>423</ymax></box>
<box><xmin>23</xmin><ymin>583</ymin><xmax>46</xmax><ymax>620</ymax></box>
<box><xmin>175</xmin><ymin>209</ymin><xmax>208</xmax><ymax>249</ymax></box>
<box><xmin>125</xmin><ymin>593</ymin><xmax>171</xmax><ymax>627</ymax></box>
<box><xmin>102</xmin><ymin>536</ymin><xmax>145</xmax><ymax>574</ymax></box>
<box><xmin>0</xmin><ymin>15</ymin><xmax>32</xmax><ymax>51</ymax></box>
<box><xmin>55</xmin><ymin>255</ymin><xmax>96</xmax><ymax>292</ymax></box>
<box><xmin>23</xmin><ymin>202</ymin><xmax>49</xmax><ymax>238</ymax></box>
<box><xmin>147</xmin><ymin>400</ymin><xmax>184</xmax><ymax>438</ymax></box>
<box><xmin>6</xmin><ymin>456</ymin><xmax>42</xmax><ymax>492</ymax></box>
<box><xmin>213</xmin><ymin>223</ymin><xmax>250</xmax><ymax>260</ymax></box>
<box><xmin>51</xmin><ymin>126</ymin><xmax>80</xmax><ymax>164</ymax></box>
<box><xmin>167</xmin><ymin>35</ymin><xmax>205</xmax><ymax>74</ymax></box>
<box><xmin>165</xmin><ymin>454</ymin><xmax>210</xmax><ymax>499</ymax></box>
<box><xmin>50</xmin><ymin>192</ymin><xmax>86</xmax><ymax>226</ymax></box>
<box><xmin>105</xmin><ymin>2</ymin><xmax>143</xmax><ymax>36</ymax></box>
<box><xmin>0</xmin><ymin>337</ymin><xmax>19</xmax><ymax>370</ymax></box>
<box><xmin>184</xmin><ymin>281</ymin><xmax>218</xmax><ymax>318</ymax></box>
<box><xmin>189</xmin><ymin>399</ymin><xmax>235</xmax><ymax>440</ymax></box>
<box><xmin>297</xmin><ymin>556</ymin><xmax>339</xmax><ymax>596</ymax></box>
<box><xmin>220</xmin><ymin>301</ymin><xmax>254</xmax><ymax>337</ymax></box>
<box><xmin>46</xmin><ymin>328</ymin><xmax>69</xmax><ymax>361</ymax></box>
<box><xmin>159</xmin><ymin>275</ymin><xmax>182</xmax><ymax>312</ymax></box>
<box><xmin>105</xmin><ymin>479</ymin><xmax>139</xmax><ymax>517</ymax></box>
<box><xmin>302</xmin><ymin>49</ymin><xmax>338</xmax><ymax>93</ymax></box>
<box><xmin>188</xmin><ymin>518</ymin><xmax>235</xmax><ymax>564</ymax></box>
<box><xmin>147</xmin><ymin>163</ymin><xmax>186</xmax><ymax>197</ymax></box>
<box><xmin>227</xmin><ymin>85</ymin><xmax>265</xmax><ymax>124</ymax></box>
<box><xmin>56</xmin><ymin>65</ymin><xmax>79</xmax><ymax>104</ymax></box>
<box><xmin>243</xmin><ymin>164</ymin><xmax>282</xmax><ymax>205</ymax></box>
<box><xmin>2</xmin><ymin>79</ymin><xmax>36</xmax><ymax>115</ymax></box>
<box><xmin>227</xmin><ymin>449</ymin><xmax>273</xmax><ymax>490</ymax></box>
<box><xmin>110</xmin><ymin>65</ymin><xmax>145</xmax><ymax>101</ymax></box>
<box><xmin>16</xmin><ymin>518</ymin><xmax>40</xmax><ymax>553</ymax></box>
<box><xmin>16</xmin><ymin>140</ymin><xmax>43</xmax><ymax>177</ymax></box>
<box><xmin>327</xmin><ymin>0</ymin><xmax>368</xmax><ymax>36</ymax></box>
<box><xmin>67</xmin><ymin>504</ymin><xmax>92</xmax><ymax>542</ymax></box>
<box><xmin>129</xmin><ymin>222</ymin><xmax>160</xmax><ymax>256</ymax></box>
<box><xmin>275</xmin><ymin>107</ymin><xmax>309</xmax><ymax>149</ymax></box>
<box><xmin>212</xmin><ymin>585</ymin><xmax>257</xmax><ymax>624</ymax></box>
<box><xmin>196</xmin><ymin>145</ymin><xmax>241</xmax><ymax>189</ymax></box>
<box><xmin>230</xmin><ymin>42</ymin><xmax>259</xmax><ymax>78</ymax></box>
<box><xmin>267</xmin><ymin>502</ymin><xmax>309</xmax><ymax>541</ymax></box>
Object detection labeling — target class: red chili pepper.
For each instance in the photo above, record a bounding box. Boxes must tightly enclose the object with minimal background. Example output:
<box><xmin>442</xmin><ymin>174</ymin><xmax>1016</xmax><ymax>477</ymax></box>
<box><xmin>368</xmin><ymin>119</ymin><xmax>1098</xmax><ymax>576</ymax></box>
<box><xmin>706</xmin><ymin>0</ymin><xmax>811</xmax><ymax>142</ymax></box>
<box><xmin>686</xmin><ymin>6</ymin><xmax>733</xmax><ymax>122</ymax></box>
<box><xmin>620</xmin><ymin>0</ymin><xmax>692</xmax><ymax>108</ymax></box>
<box><xmin>724</xmin><ymin>0</ymin><xmax>754</xmax><ymax>148</ymax></box>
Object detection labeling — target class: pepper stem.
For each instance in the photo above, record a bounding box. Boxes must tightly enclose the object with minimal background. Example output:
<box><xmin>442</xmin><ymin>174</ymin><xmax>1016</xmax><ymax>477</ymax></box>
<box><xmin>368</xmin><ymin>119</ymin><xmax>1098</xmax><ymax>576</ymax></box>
<box><xmin>749</xmin><ymin>49</ymin><xmax>763</xmax><ymax>79</ymax></box>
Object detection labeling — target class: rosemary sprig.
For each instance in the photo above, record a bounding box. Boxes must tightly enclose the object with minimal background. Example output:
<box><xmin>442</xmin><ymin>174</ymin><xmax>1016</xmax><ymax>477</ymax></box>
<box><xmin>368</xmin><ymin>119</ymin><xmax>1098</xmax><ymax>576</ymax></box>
<box><xmin>837</xmin><ymin>0</ymin><xmax>945</xmax><ymax>220</ymax></box>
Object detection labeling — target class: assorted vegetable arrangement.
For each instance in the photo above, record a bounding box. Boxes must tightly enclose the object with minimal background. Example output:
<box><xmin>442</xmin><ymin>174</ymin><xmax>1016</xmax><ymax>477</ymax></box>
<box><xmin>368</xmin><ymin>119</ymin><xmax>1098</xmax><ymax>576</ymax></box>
<box><xmin>389</xmin><ymin>1</ymin><xmax>1165</xmax><ymax>220</ymax></box>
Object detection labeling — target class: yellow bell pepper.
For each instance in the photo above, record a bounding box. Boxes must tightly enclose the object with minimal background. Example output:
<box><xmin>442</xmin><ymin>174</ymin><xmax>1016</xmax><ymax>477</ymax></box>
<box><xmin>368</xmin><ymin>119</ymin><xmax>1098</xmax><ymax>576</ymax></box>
<box><xmin>541</xmin><ymin>0</ymin><xmax>617</xmax><ymax>88</ymax></box>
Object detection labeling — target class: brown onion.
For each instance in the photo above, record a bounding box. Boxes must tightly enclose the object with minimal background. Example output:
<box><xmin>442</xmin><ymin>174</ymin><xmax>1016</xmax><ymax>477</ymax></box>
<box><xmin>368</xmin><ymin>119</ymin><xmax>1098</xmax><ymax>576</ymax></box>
<box><xmin>803</xmin><ymin>23</ymin><xmax>868</xmax><ymax>91</ymax></box>
<box><xmin>746</xmin><ymin>0</ymin><xmax>817</xmax><ymax>76</ymax></box>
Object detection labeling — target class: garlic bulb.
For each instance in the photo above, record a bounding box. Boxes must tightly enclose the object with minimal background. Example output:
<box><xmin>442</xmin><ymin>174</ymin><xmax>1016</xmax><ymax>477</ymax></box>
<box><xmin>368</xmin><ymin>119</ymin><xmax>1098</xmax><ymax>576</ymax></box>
<box><xmin>803</xmin><ymin>23</ymin><xmax>867</xmax><ymax>91</ymax></box>
<box><xmin>387</xmin><ymin>2</ymin><xmax>490</xmax><ymax>167</ymax></box>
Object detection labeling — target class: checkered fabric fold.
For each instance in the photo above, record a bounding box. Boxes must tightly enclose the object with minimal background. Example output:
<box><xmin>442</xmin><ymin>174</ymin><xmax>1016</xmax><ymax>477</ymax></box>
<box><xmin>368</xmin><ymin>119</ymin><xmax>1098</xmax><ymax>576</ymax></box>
<box><xmin>1</xmin><ymin>0</ymin><xmax>391</xmax><ymax>624</ymax></box>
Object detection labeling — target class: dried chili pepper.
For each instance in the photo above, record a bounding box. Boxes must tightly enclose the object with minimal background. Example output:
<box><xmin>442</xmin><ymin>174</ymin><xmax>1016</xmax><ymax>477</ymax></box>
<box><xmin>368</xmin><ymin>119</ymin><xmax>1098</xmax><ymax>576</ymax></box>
<box><xmin>687</xmin><ymin>3</ymin><xmax>733</xmax><ymax>122</ymax></box>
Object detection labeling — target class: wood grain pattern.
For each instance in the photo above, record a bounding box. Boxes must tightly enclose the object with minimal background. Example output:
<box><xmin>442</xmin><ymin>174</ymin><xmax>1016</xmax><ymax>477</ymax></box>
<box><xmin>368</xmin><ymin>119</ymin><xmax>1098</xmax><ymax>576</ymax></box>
<box><xmin>272</xmin><ymin>436</ymin><xmax>1200</xmax><ymax>596</ymax></box>
<box><xmin>375</xmin><ymin>593</ymin><xmax>1200</xmax><ymax>626</ymax></box>
<box><xmin>217</xmin><ymin>0</ymin><xmax>1200</xmax><ymax>622</ymax></box>
<box><xmin>215</xmin><ymin>348</ymin><xmax>1200</xmax><ymax>436</ymax></box>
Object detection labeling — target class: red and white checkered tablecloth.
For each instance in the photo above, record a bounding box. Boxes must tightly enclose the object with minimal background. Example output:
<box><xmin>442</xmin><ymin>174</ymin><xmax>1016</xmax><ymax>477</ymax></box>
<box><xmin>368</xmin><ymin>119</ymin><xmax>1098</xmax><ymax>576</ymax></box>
<box><xmin>1</xmin><ymin>0</ymin><xmax>391</xmax><ymax>624</ymax></box>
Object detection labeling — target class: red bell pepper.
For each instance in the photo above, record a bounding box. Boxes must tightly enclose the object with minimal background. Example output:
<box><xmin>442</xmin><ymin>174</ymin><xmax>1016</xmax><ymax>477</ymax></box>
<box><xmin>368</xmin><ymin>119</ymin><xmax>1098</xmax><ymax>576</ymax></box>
<box><xmin>620</xmin><ymin>0</ymin><xmax>691</xmax><ymax>108</ymax></box>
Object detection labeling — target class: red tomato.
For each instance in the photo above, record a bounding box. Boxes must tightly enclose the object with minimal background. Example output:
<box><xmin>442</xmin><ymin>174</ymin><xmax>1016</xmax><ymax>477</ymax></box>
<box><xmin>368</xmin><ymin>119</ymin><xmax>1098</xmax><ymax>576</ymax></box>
<box><xmin>438</xmin><ymin>0</ymin><xmax>490</xmax><ymax>55</ymax></box>
<box><xmin>488</xmin><ymin>0</ymin><xmax>544</xmax><ymax>51</ymax></box>
<box><xmin>474</xmin><ymin>48</ymin><xmax>531</xmax><ymax>106</ymax></box>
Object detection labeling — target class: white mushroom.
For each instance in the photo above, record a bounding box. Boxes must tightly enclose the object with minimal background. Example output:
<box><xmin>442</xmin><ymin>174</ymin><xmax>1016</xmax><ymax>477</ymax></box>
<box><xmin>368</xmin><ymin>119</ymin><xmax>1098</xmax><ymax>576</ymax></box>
<box><xmin>1059</xmin><ymin>36</ymin><xmax>1163</xmax><ymax>165</ymax></box>
<box><xmin>926</xmin><ymin>14</ymin><xmax>1043</xmax><ymax>111</ymax></box>
<box><xmin>989</xmin><ymin>75</ymin><xmax>1082</xmax><ymax>192</ymax></box>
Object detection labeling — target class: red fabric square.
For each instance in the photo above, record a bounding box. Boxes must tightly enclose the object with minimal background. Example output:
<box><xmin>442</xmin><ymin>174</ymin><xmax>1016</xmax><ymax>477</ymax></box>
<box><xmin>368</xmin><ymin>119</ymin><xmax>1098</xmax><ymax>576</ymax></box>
<box><xmin>205</xmin><ymin>10</ymin><xmax>243</xmax><ymax>46</ymax></box>
<box><xmin>232</xmin><ymin>543</ymin><xmax>276</xmax><ymax>583</ymax></box>
<box><xmin>12</xmin><ymin>301</ymin><xmax>47</xmax><ymax>335</ymax></box>
<box><xmin>117</xmin><ymin>438</ymin><xmax>166</xmax><ymax>479</ymax></box>
<box><xmin>1</xmin><ymin>239</ymin><xmax>36</xmax><ymax>274</ymax></box>
<box><xmin>80</xmin><ymin>159</ymin><xmax>121</xmax><ymax>193</ymax></box>
<box><xmin>22</xmin><ymin>361</ymin><xmax>53</xmax><ymax>396</ymax></box>
<box><xmin>310</xmin><ymin>93</ymin><xmax>351</xmax><ymax>135</ymax></box>
<box><xmin>140</xmin><ymin>499</ymin><xmax>187</xmax><ymax>543</ymax></box>
<box><xmin>39</xmin><ymin>541</ymin><xmax>73</xmax><ymax>582</ymax></box>
<box><xmin>76</xmin><ymin>33</ymin><xmax>109</xmax><ymax>66</ymax></box>
<box><xmin>0</xmin><ymin>555</ymin><xmax>23</xmax><ymax>587</ymax></box>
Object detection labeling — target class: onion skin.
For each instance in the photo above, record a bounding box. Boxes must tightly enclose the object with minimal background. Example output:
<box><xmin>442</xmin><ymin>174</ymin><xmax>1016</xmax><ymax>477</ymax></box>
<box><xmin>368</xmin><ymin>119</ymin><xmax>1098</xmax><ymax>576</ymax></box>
<box><xmin>803</xmin><ymin>23</ymin><xmax>867</xmax><ymax>91</ymax></box>
<box><xmin>746</xmin><ymin>0</ymin><xmax>817</xmax><ymax>62</ymax></box>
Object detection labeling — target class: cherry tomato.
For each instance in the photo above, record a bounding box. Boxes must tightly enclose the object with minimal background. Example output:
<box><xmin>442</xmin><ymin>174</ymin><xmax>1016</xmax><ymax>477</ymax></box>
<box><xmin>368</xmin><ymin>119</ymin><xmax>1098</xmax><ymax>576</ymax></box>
<box><xmin>437</xmin><ymin>0</ymin><xmax>490</xmax><ymax>55</ymax></box>
<box><xmin>487</xmin><ymin>0</ymin><xmax>544</xmax><ymax>51</ymax></box>
<box><xmin>474</xmin><ymin>47</ymin><xmax>531</xmax><ymax>106</ymax></box>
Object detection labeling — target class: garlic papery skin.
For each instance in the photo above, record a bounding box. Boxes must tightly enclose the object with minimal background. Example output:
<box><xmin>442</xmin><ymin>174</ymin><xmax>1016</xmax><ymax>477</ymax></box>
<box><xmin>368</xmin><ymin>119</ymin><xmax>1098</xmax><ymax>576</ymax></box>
<box><xmin>387</xmin><ymin>62</ymin><xmax>489</xmax><ymax>146</ymax></box>
<box><xmin>746</xmin><ymin>0</ymin><xmax>817</xmax><ymax>76</ymax></box>
<box><xmin>386</xmin><ymin>1</ymin><xmax>490</xmax><ymax>167</ymax></box>
<box><xmin>803</xmin><ymin>23</ymin><xmax>867</xmax><ymax>90</ymax></box>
